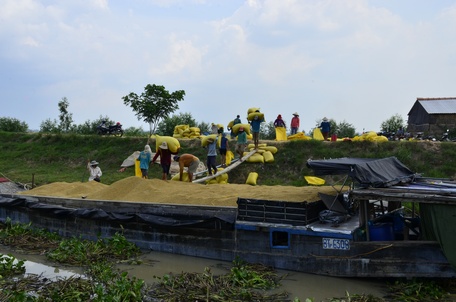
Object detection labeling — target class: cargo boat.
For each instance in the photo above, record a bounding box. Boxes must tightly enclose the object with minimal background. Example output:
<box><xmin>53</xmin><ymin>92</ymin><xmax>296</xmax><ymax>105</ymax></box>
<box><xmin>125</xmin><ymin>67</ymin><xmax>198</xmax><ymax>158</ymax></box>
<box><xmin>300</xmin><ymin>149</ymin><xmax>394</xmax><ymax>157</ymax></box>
<box><xmin>1</xmin><ymin>157</ymin><xmax>455</xmax><ymax>278</ymax></box>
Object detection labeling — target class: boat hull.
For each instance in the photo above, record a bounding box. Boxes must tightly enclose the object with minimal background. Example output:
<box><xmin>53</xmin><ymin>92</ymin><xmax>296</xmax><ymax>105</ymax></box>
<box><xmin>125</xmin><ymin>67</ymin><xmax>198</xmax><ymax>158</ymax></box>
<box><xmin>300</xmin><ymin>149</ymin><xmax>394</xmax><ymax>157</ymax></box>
<box><xmin>0</xmin><ymin>194</ymin><xmax>455</xmax><ymax>278</ymax></box>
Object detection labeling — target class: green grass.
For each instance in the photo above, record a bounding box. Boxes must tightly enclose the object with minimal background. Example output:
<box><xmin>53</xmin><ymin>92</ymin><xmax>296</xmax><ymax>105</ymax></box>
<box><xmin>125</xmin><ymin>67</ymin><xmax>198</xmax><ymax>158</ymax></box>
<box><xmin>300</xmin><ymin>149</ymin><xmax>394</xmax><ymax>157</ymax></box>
<box><xmin>1</xmin><ymin>131</ymin><xmax>456</xmax><ymax>187</ymax></box>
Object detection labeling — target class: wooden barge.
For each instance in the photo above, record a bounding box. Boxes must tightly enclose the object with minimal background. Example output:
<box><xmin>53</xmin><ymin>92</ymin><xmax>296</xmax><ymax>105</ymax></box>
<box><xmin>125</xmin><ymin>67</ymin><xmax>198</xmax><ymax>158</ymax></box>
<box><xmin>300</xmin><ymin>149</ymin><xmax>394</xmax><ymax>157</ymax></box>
<box><xmin>1</xmin><ymin>157</ymin><xmax>455</xmax><ymax>278</ymax></box>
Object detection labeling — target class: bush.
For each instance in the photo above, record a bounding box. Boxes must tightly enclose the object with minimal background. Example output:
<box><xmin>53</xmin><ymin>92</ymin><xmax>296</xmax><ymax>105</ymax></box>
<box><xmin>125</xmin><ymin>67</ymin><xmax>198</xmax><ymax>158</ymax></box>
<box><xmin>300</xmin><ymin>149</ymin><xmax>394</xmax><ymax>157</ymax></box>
<box><xmin>0</xmin><ymin>117</ymin><xmax>28</xmax><ymax>132</ymax></box>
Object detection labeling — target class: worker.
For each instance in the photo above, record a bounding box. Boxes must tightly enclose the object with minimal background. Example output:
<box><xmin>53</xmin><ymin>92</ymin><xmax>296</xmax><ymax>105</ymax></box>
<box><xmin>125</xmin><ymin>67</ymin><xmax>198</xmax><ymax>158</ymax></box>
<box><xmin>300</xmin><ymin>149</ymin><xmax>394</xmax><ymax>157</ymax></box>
<box><xmin>173</xmin><ymin>154</ymin><xmax>200</xmax><ymax>182</ymax></box>
<box><xmin>87</xmin><ymin>160</ymin><xmax>102</xmax><ymax>182</ymax></box>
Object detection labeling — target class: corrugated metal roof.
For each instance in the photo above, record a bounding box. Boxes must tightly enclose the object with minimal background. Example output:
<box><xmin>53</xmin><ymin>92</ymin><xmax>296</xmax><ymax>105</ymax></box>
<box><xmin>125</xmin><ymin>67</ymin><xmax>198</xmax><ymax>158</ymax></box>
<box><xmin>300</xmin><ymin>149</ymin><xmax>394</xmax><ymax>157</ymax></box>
<box><xmin>419</xmin><ymin>99</ymin><xmax>456</xmax><ymax>114</ymax></box>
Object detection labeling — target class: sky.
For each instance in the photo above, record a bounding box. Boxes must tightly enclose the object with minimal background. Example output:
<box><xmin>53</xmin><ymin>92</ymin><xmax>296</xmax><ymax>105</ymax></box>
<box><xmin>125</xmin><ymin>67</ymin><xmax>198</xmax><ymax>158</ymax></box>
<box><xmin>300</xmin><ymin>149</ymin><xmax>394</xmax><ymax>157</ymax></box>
<box><xmin>2</xmin><ymin>0</ymin><xmax>456</xmax><ymax>134</ymax></box>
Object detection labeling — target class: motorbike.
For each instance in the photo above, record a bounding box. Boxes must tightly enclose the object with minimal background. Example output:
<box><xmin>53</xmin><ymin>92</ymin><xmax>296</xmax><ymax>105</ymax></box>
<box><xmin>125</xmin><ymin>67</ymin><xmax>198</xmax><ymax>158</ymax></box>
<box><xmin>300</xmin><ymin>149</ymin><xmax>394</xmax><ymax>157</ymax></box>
<box><xmin>97</xmin><ymin>122</ymin><xmax>124</xmax><ymax>137</ymax></box>
<box><xmin>440</xmin><ymin>129</ymin><xmax>450</xmax><ymax>142</ymax></box>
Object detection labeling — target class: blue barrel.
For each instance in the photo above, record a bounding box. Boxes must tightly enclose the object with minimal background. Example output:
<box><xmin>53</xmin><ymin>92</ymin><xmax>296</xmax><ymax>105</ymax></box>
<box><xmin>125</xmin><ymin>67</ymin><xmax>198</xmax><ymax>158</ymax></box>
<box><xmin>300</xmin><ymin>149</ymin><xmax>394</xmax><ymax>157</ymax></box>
<box><xmin>369</xmin><ymin>223</ymin><xmax>394</xmax><ymax>241</ymax></box>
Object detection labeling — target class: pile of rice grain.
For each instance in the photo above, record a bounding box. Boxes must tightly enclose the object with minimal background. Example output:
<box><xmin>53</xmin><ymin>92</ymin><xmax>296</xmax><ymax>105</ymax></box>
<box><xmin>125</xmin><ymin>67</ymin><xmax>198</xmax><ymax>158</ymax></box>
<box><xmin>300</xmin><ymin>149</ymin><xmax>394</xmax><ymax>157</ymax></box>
<box><xmin>19</xmin><ymin>176</ymin><xmax>339</xmax><ymax>207</ymax></box>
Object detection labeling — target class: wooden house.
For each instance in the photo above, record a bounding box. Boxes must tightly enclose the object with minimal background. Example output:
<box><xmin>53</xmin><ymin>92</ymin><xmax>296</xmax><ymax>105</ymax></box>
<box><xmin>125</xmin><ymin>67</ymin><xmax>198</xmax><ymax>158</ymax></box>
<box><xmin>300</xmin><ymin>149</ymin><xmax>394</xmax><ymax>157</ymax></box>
<box><xmin>407</xmin><ymin>97</ymin><xmax>456</xmax><ymax>135</ymax></box>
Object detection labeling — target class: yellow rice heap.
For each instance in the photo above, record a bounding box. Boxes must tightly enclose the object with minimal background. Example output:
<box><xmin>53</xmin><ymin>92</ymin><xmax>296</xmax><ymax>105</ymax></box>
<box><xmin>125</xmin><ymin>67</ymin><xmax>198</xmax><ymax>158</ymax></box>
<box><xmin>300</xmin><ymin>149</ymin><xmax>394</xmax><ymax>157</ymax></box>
<box><xmin>19</xmin><ymin>176</ymin><xmax>339</xmax><ymax>207</ymax></box>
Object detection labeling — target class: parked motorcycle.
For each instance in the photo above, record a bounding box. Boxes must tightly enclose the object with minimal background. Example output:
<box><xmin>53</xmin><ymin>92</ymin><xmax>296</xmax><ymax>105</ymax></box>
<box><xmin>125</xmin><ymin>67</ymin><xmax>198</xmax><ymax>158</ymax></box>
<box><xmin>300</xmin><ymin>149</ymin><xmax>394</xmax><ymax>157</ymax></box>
<box><xmin>440</xmin><ymin>129</ymin><xmax>450</xmax><ymax>142</ymax></box>
<box><xmin>97</xmin><ymin>121</ymin><xmax>124</xmax><ymax>137</ymax></box>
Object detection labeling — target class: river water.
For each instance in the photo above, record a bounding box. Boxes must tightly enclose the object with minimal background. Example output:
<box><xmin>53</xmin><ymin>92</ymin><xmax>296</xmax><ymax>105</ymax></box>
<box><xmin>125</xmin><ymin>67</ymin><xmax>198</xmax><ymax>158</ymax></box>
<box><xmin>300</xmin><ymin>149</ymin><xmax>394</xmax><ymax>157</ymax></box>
<box><xmin>1</xmin><ymin>246</ymin><xmax>387</xmax><ymax>301</ymax></box>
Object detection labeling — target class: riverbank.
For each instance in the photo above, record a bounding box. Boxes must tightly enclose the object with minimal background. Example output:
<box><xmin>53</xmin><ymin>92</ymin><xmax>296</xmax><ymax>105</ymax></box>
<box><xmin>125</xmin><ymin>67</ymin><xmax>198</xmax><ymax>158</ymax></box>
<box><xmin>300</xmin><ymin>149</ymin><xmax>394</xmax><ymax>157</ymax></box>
<box><xmin>1</xmin><ymin>132</ymin><xmax>456</xmax><ymax>187</ymax></box>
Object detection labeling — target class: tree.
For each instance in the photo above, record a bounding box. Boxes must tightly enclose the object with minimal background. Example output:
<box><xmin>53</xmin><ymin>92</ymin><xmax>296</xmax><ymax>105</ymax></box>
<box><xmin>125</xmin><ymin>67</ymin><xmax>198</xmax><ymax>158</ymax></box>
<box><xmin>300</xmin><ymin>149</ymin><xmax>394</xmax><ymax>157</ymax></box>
<box><xmin>0</xmin><ymin>117</ymin><xmax>28</xmax><ymax>132</ymax></box>
<box><xmin>380</xmin><ymin>114</ymin><xmax>406</xmax><ymax>133</ymax></box>
<box><xmin>123</xmin><ymin>84</ymin><xmax>185</xmax><ymax>135</ymax></box>
<box><xmin>58</xmin><ymin>97</ymin><xmax>74</xmax><ymax>132</ymax></box>
<box><xmin>40</xmin><ymin>118</ymin><xmax>60</xmax><ymax>133</ymax></box>
<box><xmin>196</xmin><ymin>121</ymin><xmax>210</xmax><ymax>135</ymax></box>
<box><xmin>156</xmin><ymin>112</ymin><xmax>196</xmax><ymax>136</ymax></box>
<box><xmin>261</xmin><ymin>121</ymin><xmax>276</xmax><ymax>140</ymax></box>
<box><xmin>335</xmin><ymin>120</ymin><xmax>356</xmax><ymax>138</ymax></box>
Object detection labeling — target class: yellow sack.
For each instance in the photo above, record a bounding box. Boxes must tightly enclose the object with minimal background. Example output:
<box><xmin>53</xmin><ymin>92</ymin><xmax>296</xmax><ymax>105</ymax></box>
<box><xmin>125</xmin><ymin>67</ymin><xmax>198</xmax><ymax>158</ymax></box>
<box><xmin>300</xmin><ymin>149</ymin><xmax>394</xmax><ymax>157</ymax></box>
<box><xmin>247</xmin><ymin>107</ymin><xmax>260</xmax><ymax>114</ymax></box>
<box><xmin>231</xmin><ymin>123</ymin><xmax>251</xmax><ymax>135</ymax></box>
<box><xmin>247</xmin><ymin>153</ymin><xmax>264</xmax><ymax>163</ymax></box>
<box><xmin>259</xmin><ymin>146</ymin><xmax>278</xmax><ymax>154</ymax></box>
<box><xmin>201</xmin><ymin>134</ymin><xmax>220</xmax><ymax>147</ymax></box>
<box><xmin>135</xmin><ymin>160</ymin><xmax>142</xmax><ymax>177</ymax></box>
<box><xmin>305</xmin><ymin>176</ymin><xmax>325</xmax><ymax>186</ymax></box>
<box><xmin>227</xmin><ymin>120</ymin><xmax>234</xmax><ymax>129</ymax></box>
<box><xmin>156</xmin><ymin>135</ymin><xmax>180</xmax><ymax>153</ymax></box>
<box><xmin>262</xmin><ymin>151</ymin><xmax>274</xmax><ymax>163</ymax></box>
<box><xmin>275</xmin><ymin>127</ymin><xmax>287</xmax><ymax>141</ymax></box>
<box><xmin>171</xmin><ymin>172</ymin><xmax>189</xmax><ymax>182</ymax></box>
<box><xmin>226</xmin><ymin>150</ymin><xmax>234</xmax><ymax>165</ymax></box>
<box><xmin>313</xmin><ymin>128</ymin><xmax>324</xmax><ymax>141</ymax></box>
<box><xmin>246</xmin><ymin>172</ymin><xmax>258</xmax><ymax>185</ymax></box>
<box><xmin>247</xmin><ymin>111</ymin><xmax>265</xmax><ymax>122</ymax></box>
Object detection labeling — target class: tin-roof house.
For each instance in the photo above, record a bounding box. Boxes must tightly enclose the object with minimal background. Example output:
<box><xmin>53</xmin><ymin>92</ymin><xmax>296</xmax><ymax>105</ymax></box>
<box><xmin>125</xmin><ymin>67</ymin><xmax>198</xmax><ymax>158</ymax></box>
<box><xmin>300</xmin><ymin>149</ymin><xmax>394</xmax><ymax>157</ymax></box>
<box><xmin>407</xmin><ymin>97</ymin><xmax>456</xmax><ymax>135</ymax></box>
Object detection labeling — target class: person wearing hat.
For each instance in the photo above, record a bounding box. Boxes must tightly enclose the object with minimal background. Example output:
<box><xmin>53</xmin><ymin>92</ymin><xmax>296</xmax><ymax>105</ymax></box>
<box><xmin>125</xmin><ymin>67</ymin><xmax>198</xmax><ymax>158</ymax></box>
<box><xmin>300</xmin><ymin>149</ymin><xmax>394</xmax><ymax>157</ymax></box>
<box><xmin>320</xmin><ymin>117</ymin><xmax>331</xmax><ymax>140</ymax></box>
<box><xmin>274</xmin><ymin>114</ymin><xmax>286</xmax><ymax>128</ymax></box>
<box><xmin>87</xmin><ymin>160</ymin><xmax>102</xmax><ymax>182</ymax></box>
<box><xmin>152</xmin><ymin>141</ymin><xmax>173</xmax><ymax>180</ymax></box>
<box><xmin>205</xmin><ymin>136</ymin><xmax>218</xmax><ymax>176</ymax></box>
<box><xmin>290</xmin><ymin>112</ymin><xmax>300</xmax><ymax>135</ymax></box>
<box><xmin>173</xmin><ymin>154</ymin><xmax>200</xmax><ymax>182</ymax></box>
<box><xmin>137</xmin><ymin>144</ymin><xmax>153</xmax><ymax>179</ymax></box>
<box><xmin>236</xmin><ymin>126</ymin><xmax>247</xmax><ymax>160</ymax></box>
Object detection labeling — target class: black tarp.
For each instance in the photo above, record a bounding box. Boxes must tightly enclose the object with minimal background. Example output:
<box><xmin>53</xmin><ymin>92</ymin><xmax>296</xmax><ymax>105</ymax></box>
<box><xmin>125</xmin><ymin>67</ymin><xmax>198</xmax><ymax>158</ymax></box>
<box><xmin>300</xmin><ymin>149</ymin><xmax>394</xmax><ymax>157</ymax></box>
<box><xmin>0</xmin><ymin>196</ymin><xmax>236</xmax><ymax>227</ymax></box>
<box><xmin>307</xmin><ymin>157</ymin><xmax>417</xmax><ymax>188</ymax></box>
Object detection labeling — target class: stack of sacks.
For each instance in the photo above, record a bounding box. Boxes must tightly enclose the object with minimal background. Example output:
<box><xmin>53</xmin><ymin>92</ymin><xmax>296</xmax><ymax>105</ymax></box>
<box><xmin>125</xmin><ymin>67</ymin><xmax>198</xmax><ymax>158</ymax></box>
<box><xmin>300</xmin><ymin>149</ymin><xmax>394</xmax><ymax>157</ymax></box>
<box><xmin>244</xmin><ymin>143</ymin><xmax>278</xmax><ymax>163</ymax></box>
<box><xmin>205</xmin><ymin>167</ymin><xmax>229</xmax><ymax>184</ymax></box>
<box><xmin>352</xmin><ymin>131</ymin><xmax>388</xmax><ymax>142</ymax></box>
<box><xmin>173</xmin><ymin>125</ymin><xmax>201</xmax><ymax>139</ymax></box>
<box><xmin>247</xmin><ymin>107</ymin><xmax>265</xmax><ymax>122</ymax></box>
<box><xmin>287</xmin><ymin>132</ymin><xmax>312</xmax><ymax>141</ymax></box>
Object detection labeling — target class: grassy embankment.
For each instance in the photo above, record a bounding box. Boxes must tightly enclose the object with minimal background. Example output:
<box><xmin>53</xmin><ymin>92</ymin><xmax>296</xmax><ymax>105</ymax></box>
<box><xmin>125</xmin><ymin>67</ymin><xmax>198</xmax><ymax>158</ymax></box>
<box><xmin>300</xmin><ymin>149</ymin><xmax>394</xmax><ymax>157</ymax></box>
<box><xmin>1</xmin><ymin>131</ymin><xmax>456</xmax><ymax>187</ymax></box>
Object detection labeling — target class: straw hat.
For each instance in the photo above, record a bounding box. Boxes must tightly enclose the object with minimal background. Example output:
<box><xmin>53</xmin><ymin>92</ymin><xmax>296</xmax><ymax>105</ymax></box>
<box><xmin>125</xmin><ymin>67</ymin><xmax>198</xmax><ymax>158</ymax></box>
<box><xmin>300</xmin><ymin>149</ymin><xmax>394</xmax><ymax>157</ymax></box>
<box><xmin>293</xmin><ymin>112</ymin><xmax>299</xmax><ymax>116</ymax></box>
<box><xmin>159</xmin><ymin>141</ymin><xmax>168</xmax><ymax>149</ymax></box>
<box><xmin>323</xmin><ymin>117</ymin><xmax>328</xmax><ymax>121</ymax></box>
<box><xmin>90</xmin><ymin>160</ymin><xmax>99</xmax><ymax>166</ymax></box>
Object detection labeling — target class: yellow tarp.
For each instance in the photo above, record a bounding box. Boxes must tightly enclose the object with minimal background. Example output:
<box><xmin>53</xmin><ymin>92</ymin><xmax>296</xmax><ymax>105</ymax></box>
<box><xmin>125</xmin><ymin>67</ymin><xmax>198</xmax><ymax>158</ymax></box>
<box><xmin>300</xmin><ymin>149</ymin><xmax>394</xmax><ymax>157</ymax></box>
<box><xmin>275</xmin><ymin>127</ymin><xmax>287</xmax><ymax>141</ymax></box>
<box><xmin>313</xmin><ymin>128</ymin><xmax>324</xmax><ymax>141</ymax></box>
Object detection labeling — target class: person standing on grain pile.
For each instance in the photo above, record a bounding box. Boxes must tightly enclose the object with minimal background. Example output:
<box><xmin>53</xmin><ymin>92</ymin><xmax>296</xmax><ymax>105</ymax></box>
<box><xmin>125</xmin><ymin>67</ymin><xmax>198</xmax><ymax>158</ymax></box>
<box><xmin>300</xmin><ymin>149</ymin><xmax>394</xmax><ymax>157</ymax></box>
<box><xmin>152</xmin><ymin>141</ymin><xmax>173</xmax><ymax>180</ymax></box>
<box><xmin>174</xmin><ymin>154</ymin><xmax>200</xmax><ymax>182</ymax></box>
<box><xmin>137</xmin><ymin>144</ymin><xmax>152</xmax><ymax>179</ymax></box>
<box><xmin>87</xmin><ymin>160</ymin><xmax>102</xmax><ymax>182</ymax></box>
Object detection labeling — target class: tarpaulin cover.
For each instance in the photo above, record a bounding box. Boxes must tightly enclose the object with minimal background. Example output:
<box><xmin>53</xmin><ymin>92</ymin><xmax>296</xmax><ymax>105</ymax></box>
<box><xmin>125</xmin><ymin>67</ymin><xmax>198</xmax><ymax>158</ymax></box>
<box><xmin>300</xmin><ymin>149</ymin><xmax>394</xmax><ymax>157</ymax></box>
<box><xmin>307</xmin><ymin>157</ymin><xmax>416</xmax><ymax>188</ymax></box>
<box><xmin>0</xmin><ymin>196</ymin><xmax>236</xmax><ymax>227</ymax></box>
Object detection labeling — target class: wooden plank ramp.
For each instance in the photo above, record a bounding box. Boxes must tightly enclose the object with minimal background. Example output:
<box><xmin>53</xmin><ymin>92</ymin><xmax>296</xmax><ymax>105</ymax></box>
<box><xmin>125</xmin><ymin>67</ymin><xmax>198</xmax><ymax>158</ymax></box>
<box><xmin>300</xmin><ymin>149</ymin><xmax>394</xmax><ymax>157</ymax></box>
<box><xmin>192</xmin><ymin>150</ymin><xmax>257</xmax><ymax>184</ymax></box>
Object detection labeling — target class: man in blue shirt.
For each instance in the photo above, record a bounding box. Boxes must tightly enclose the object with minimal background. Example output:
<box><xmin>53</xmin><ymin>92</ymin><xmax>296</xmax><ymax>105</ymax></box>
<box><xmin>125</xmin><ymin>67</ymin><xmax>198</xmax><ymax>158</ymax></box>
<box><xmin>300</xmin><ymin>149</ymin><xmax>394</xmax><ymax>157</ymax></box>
<box><xmin>250</xmin><ymin>112</ymin><xmax>264</xmax><ymax>149</ymax></box>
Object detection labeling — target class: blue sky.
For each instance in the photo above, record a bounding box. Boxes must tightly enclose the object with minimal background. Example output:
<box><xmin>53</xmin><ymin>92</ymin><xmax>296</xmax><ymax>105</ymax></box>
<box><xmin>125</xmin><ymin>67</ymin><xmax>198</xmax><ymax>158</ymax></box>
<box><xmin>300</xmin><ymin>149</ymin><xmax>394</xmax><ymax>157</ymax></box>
<box><xmin>2</xmin><ymin>0</ymin><xmax>456</xmax><ymax>133</ymax></box>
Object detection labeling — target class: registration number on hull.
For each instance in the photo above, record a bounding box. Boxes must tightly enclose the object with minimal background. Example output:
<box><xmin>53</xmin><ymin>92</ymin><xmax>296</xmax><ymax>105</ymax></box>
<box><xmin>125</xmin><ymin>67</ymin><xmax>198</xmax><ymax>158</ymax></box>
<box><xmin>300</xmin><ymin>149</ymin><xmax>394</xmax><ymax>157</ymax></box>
<box><xmin>322</xmin><ymin>238</ymin><xmax>350</xmax><ymax>250</ymax></box>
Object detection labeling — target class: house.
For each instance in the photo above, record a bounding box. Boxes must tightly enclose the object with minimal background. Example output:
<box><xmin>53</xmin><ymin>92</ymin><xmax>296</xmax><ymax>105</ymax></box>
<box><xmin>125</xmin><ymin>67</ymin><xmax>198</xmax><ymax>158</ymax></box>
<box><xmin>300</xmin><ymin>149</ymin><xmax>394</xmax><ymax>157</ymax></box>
<box><xmin>407</xmin><ymin>97</ymin><xmax>456</xmax><ymax>135</ymax></box>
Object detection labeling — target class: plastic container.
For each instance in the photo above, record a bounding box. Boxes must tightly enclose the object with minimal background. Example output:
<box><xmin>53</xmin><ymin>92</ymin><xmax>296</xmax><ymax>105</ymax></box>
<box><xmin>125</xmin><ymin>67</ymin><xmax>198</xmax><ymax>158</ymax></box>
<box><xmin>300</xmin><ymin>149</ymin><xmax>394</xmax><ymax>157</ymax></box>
<box><xmin>369</xmin><ymin>223</ymin><xmax>394</xmax><ymax>241</ymax></box>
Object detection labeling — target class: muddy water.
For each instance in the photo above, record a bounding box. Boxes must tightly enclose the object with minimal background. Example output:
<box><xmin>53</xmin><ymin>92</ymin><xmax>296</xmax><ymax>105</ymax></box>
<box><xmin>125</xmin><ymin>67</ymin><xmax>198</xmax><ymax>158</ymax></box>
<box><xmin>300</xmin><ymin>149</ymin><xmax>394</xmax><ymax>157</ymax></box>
<box><xmin>1</xmin><ymin>246</ymin><xmax>387</xmax><ymax>301</ymax></box>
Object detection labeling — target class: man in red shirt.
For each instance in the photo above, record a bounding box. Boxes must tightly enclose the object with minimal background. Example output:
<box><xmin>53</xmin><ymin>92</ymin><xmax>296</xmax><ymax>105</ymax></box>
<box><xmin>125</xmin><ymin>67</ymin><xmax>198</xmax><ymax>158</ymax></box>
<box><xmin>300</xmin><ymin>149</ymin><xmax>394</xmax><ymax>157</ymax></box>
<box><xmin>290</xmin><ymin>112</ymin><xmax>300</xmax><ymax>135</ymax></box>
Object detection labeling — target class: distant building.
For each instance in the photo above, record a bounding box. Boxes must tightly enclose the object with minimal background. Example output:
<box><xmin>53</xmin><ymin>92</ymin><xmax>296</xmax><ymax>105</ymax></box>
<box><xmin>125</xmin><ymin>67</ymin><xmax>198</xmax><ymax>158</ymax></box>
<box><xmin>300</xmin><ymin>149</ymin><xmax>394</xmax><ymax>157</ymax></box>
<box><xmin>407</xmin><ymin>97</ymin><xmax>456</xmax><ymax>135</ymax></box>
